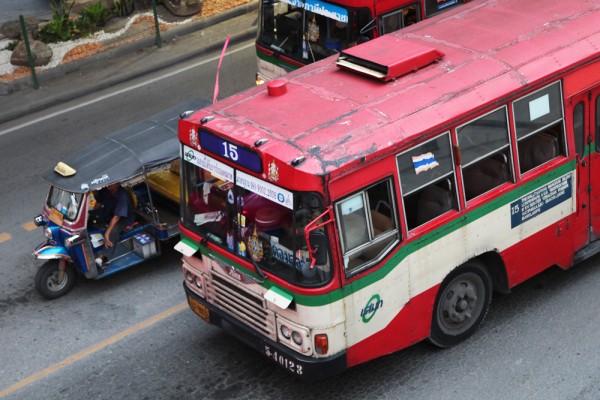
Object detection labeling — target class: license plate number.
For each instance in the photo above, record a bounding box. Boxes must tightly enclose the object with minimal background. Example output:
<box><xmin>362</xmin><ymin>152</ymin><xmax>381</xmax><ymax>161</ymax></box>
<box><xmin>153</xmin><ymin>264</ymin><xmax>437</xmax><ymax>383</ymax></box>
<box><xmin>188</xmin><ymin>296</ymin><xmax>210</xmax><ymax>322</ymax></box>
<box><xmin>263</xmin><ymin>344</ymin><xmax>304</xmax><ymax>375</ymax></box>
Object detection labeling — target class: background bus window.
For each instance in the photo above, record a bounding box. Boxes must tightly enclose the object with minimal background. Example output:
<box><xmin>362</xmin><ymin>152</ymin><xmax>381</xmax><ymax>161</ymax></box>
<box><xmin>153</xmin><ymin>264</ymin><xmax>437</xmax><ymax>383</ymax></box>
<box><xmin>336</xmin><ymin>179</ymin><xmax>399</xmax><ymax>275</ymax></box>
<box><xmin>378</xmin><ymin>4</ymin><xmax>420</xmax><ymax>35</ymax></box>
<box><xmin>397</xmin><ymin>133</ymin><xmax>458</xmax><ymax>229</ymax></box>
<box><xmin>513</xmin><ymin>81</ymin><xmax>566</xmax><ymax>174</ymax></box>
<box><xmin>457</xmin><ymin>107</ymin><xmax>512</xmax><ymax>201</ymax></box>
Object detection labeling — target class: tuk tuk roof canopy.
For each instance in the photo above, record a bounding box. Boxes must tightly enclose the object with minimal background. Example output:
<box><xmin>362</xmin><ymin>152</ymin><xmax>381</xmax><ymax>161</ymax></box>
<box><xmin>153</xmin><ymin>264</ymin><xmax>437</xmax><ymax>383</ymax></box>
<box><xmin>43</xmin><ymin>100</ymin><xmax>205</xmax><ymax>193</ymax></box>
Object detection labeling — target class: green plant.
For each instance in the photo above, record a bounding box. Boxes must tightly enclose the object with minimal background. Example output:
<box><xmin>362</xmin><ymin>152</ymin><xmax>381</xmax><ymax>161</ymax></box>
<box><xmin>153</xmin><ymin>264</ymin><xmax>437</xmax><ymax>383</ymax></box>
<box><xmin>82</xmin><ymin>1</ymin><xmax>110</xmax><ymax>27</ymax></box>
<box><xmin>113</xmin><ymin>0</ymin><xmax>134</xmax><ymax>17</ymax></box>
<box><xmin>38</xmin><ymin>0</ymin><xmax>76</xmax><ymax>43</ymax></box>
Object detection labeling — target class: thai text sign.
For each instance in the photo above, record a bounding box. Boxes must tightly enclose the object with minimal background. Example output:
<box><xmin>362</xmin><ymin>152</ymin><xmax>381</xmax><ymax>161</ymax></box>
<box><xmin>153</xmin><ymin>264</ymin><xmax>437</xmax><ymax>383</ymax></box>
<box><xmin>510</xmin><ymin>173</ymin><xmax>572</xmax><ymax>228</ymax></box>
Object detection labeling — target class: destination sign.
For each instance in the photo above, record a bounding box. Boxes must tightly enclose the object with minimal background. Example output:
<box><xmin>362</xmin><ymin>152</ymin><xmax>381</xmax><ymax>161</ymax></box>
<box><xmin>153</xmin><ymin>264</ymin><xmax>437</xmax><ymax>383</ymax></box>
<box><xmin>199</xmin><ymin>130</ymin><xmax>262</xmax><ymax>173</ymax></box>
<box><xmin>183</xmin><ymin>145</ymin><xmax>234</xmax><ymax>182</ymax></box>
<box><xmin>510</xmin><ymin>173</ymin><xmax>572</xmax><ymax>229</ymax></box>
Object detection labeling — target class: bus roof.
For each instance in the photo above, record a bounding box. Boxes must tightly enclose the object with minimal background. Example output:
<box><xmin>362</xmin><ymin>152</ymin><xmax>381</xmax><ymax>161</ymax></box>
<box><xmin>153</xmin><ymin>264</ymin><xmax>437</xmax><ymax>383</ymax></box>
<box><xmin>191</xmin><ymin>0</ymin><xmax>600</xmax><ymax>177</ymax></box>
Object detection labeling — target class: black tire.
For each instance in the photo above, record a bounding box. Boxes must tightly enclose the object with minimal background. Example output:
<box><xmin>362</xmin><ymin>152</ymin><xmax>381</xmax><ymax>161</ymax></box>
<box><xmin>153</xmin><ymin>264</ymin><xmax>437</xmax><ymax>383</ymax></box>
<box><xmin>429</xmin><ymin>259</ymin><xmax>492</xmax><ymax>348</ymax></box>
<box><xmin>34</xmin><ymin>260</ymin><xmax>77</xmax><ymax>300</ymax></box>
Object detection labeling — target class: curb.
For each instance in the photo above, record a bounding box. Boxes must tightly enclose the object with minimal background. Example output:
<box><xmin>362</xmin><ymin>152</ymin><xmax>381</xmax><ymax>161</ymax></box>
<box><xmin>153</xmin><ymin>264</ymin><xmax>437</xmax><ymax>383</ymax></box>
<box><xmin>0</xmin><ymin>1</ymin><xmax>258</xmax><ymax>124</ymax></box>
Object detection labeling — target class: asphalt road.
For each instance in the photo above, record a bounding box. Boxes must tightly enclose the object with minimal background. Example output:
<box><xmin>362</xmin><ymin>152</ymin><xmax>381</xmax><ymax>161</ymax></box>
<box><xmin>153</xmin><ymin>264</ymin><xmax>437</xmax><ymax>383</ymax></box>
<box><xmin>3</xmin><ymin>36</ymin><xmax>600</xmax><ymax>400</ymax></box>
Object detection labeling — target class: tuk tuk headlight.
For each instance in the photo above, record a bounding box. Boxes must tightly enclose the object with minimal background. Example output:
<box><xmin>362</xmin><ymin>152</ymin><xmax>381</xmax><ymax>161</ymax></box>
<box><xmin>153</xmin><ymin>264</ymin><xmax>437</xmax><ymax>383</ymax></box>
<box><xmin>43</xmin><ymin>226</ymin><xmax>53</xmax><ymax>240</ymax></box>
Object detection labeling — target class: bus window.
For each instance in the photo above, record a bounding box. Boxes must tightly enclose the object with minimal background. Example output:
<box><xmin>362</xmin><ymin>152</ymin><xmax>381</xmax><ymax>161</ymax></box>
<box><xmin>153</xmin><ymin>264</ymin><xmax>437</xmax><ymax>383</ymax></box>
<box><xmin>573</xmin><ymin>102</ymin><xmax>585</xmax><ymax>157</ymax></box>
<box><xmin>336</xmin><ymin>178</ymin><xmax>399</xmax><ymax>275</ymax></box>
<box><xmin>378</xmin><ymin>4</ymin><xmax>421</xmax><ymax>35</ymax></box>
<box><xmin>457</xmin><ymin>107</ymin><xmax>512</xmax><ymax>201</ymax></box>
<box><xmin>397</xmin><ymin>132</ymin><xmax>458</xmax><ymax>229</ymax></box>
<box><xmin>513</xmin><ymin>81</ymin><xmax>566</xmax><ymax>174</ymax></box>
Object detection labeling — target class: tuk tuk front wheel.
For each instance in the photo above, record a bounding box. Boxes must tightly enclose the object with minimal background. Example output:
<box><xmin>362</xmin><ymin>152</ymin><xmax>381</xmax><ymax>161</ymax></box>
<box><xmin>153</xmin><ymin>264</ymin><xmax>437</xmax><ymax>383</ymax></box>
<box><xmin>35</xmin><ymin>260</ymin><xmax>76</xmax><ymax>300</ymax></box>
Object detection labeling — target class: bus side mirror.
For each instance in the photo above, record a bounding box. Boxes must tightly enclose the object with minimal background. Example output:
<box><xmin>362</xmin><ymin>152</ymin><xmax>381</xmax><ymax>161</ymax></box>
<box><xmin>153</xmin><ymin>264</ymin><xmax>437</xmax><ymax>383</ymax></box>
<box><xmin>308</xmin><ymin>231</ymin><xmax>328</xmax><ymax>266</ymax></box>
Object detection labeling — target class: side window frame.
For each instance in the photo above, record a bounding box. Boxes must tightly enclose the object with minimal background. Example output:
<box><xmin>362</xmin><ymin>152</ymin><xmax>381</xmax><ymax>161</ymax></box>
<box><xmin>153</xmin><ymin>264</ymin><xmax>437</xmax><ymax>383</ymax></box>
<box><xmin>397</xmin><ymin>131</ymin><xmax>458</xmax><ymax>230</ymax></box>
<box><xmin>378</xmin><ymin>3</ymin><xmax>421</xmax><ymax>35</ymax></box>
<box><xmin>512</xmin><ymin>81</ymin><xmax>567</xmax><ymax>175</ymax></box>
<box><xmin>335</xmin><ymin>178</ymin><xmax>400</xmax><ymax>277</ymax></box>
<box><xmin>456</xmin><ymin>106</ymin><xmax>513</xmax><ymax>202</ymax></box>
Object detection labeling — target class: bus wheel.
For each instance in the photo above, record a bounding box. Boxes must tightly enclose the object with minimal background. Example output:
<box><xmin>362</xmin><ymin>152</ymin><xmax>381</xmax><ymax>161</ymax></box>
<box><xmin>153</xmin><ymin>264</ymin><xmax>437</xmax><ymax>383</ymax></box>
<box><xmin>429</xmin><ymin>260</ymin><xmax>492</xmax><ymax>348</ymax></box>
<box><xmin>35</xmin><ymin>260</ymin><xmax>76</xmax><ymax>300</ymax></box>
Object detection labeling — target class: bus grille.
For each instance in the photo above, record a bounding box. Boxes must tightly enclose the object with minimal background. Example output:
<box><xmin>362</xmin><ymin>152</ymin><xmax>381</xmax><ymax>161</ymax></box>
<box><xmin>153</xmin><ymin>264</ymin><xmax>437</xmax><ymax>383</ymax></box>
<box><xmin>207</xmin><ymin>273</ymin><xmax>276</xmax><ymax>341</ymax></box>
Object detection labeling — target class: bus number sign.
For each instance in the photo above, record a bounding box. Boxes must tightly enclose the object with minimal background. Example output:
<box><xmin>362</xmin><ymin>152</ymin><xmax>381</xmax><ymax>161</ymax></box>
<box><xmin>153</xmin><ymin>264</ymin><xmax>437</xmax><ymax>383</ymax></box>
<box><xmin>200</xmin><ymin>130</ymin><xmax>262</xmax><ymax>173</ymax></box>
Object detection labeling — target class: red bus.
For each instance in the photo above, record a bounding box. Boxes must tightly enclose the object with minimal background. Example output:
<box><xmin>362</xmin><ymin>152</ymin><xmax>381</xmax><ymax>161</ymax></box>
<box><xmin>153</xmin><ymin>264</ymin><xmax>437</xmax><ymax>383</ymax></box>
<box><xmin>177</xmin><ymin>0</ymin><xmax>600</xmax><ymax>379</ymax></box>
<box><xmin>255</xmin><ymin>0</ymin><xmax>470</xmax><ymax>83</ymax></box>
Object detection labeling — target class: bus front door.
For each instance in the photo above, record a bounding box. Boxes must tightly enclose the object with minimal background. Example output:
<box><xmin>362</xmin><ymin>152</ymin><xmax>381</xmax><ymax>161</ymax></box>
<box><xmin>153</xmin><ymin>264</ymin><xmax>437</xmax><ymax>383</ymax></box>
<box><xmin>571</xmin><ymin>86</ymin><xmax>600</xmax><ymax>249</ymax></box>
<box><xmin>588</xmin><ymin>88</ymin><xmax>600</xmax><ymax>238</ymax></box>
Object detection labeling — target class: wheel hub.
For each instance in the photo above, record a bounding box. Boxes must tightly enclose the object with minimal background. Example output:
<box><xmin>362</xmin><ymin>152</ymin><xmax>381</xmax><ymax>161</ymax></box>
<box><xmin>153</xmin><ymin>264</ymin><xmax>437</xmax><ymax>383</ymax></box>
<box><xmin>443</xmin><ymin>283</ymin><xmax>478</xmax><ymax>324</ymax></box>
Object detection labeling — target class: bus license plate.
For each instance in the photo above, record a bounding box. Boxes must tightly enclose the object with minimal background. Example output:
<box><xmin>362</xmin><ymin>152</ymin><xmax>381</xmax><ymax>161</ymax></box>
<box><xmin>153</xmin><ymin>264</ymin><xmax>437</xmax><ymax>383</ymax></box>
<box><xmin>188</xmin><ymin>296</ymin><xmax>210</xmax><ymax>322</ymax></box>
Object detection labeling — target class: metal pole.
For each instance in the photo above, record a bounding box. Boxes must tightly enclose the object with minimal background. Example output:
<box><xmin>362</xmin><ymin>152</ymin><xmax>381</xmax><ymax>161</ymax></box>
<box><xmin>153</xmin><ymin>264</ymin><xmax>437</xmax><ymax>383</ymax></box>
<box><xmin>151</xmin><ymin>0</ymin><xmax>162</xmax><ymax>48</ymax></box>
<box><xmin>19</xmin><ymin>15</ymin><xmax>39</xmax><ymax>90</ymax></box>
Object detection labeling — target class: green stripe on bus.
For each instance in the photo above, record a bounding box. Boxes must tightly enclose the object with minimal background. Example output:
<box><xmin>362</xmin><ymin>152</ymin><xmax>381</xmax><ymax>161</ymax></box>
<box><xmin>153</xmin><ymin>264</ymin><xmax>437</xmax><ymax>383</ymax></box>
<box><xmin>188</xmin><ymin>160</ymin><xmax>575</xmax><ymax>307</ymax></box>
<box><xmin>256</xmin><ymin>50</ymin><xmax>300</xmax><ymax>72</ymax></box>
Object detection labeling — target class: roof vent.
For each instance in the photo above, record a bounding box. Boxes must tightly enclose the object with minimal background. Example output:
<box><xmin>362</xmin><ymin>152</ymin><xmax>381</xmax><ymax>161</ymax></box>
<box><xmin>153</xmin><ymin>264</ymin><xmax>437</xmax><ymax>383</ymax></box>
<box><xmin>336</xmin><ymin>36</ymin><xmax>443</xmax><ymax>81</ymax></box>
<box><xmin>267</xmin><ymin>79</ymin><xmax>287</xmax><ymax>97</ymax></box>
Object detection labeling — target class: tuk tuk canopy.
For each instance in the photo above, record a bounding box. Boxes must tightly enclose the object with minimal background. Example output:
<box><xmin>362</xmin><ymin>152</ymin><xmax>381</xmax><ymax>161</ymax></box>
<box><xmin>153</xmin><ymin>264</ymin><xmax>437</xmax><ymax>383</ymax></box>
<box><xmin>42</xmin><ymin>100</ymin><xmax>205</xmax><ymax>193</ymax></box>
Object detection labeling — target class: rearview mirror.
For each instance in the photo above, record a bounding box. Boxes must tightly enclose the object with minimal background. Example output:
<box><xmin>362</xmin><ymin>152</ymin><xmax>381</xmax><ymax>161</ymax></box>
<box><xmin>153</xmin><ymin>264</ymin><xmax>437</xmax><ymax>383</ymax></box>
<box><xmin>308</xmin><ymin>231</ymin><xmax>328</xmax><ymax>266</ymax></box>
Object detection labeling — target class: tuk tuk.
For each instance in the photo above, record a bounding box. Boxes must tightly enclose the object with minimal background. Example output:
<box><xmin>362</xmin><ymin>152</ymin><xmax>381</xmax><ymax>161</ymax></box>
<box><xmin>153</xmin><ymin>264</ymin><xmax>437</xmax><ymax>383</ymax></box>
<box><xmin>32</xmin><ymin>101</ymin><xmax>204</xmax><ymax>299</ymax></box>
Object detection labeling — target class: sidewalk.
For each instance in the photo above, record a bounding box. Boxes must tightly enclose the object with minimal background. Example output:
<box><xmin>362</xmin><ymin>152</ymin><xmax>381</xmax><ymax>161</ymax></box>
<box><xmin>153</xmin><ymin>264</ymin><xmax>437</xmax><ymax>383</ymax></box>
<box><xmin>0</xmin><ymin>1</ymin><xmax>258</xmax><ymax>125</ymax></box>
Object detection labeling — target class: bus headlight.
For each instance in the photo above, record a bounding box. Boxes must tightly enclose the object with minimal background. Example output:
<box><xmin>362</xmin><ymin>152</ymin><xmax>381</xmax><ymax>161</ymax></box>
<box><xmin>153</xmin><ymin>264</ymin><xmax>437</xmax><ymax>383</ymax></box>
<box><xmin>276</xmin><ymin>317</ymin><xmax>310</xmax><ymax>354</ymax></box>
<box><xmin>183</xmin><ymin>268</ymin><xmax>206</xmax><ymax>297</ymax></box>
<box><xmin>280</xmin><ymin>325</ymin><xmax>291</xmax><ymax>339</ymax></box>
<box><xmin>291</xmin><ymin>331</ymin><xmax>303</xmax><ymax>346</ymax></box>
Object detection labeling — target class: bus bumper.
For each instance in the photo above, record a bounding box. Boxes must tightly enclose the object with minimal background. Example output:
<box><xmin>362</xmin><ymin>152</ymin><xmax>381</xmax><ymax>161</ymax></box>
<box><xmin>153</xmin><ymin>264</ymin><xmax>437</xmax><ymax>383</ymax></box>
<box><xmin>184</xmin><ymin>283</ymin><xmax>348</xmax><ymax>380</ymax></box>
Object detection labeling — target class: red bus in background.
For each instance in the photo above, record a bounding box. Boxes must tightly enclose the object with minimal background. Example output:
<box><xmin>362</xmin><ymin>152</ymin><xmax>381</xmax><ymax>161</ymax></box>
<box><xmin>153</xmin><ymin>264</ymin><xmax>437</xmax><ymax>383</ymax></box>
<box><xmin>255</xmin><ymin>0</ymin><xmax>469</xmax><ymax>83</ymax></box>
<box><xmin>178</xmin><ymin>0</ymin><xmax>600</xmax><ymax>380</ymax></box>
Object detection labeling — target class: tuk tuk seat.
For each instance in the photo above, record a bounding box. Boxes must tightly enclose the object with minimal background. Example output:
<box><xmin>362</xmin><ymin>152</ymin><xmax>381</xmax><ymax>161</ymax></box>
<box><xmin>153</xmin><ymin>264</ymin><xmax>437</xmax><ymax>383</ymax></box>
<box><xmin>146</xmin><ymin>160</ymin><xmax>180</xmax><ymax>204</ymax></box>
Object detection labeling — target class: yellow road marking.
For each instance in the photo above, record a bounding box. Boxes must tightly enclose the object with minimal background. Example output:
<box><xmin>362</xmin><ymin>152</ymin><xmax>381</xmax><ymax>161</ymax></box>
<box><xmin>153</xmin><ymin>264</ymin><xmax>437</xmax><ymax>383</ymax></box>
<box><xmin>22</xmin><ymin>221</ymin><xmax>38</xmax><ymax>232</ymax></box>
<box><xmin>0</xmin><ymin>232</ymin><xmax>12</xmax><ymax>244</ymax></box>
<box><xmin>0</xmin><ymin>301</ymin><xmax>188</xmax><ymax>398</ymax></box>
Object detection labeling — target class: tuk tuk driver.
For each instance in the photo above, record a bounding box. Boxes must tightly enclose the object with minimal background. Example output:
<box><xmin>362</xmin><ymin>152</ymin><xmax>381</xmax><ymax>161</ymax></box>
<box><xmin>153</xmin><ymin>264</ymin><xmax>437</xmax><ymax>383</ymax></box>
<box><xmin>95</xmin><ymin>182</ymin><xmax>135</xmax><ymax>267</ymax></box>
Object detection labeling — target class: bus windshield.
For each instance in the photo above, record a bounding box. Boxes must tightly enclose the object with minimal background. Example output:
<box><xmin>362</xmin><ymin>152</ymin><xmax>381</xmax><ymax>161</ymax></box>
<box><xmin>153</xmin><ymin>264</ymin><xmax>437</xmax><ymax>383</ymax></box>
<box><xmin>181</xmin><ymin>150</ymin><xmax>332</xmax><ymax>287</ymax></box>
<box><xmin>257</xmin><ymin>0</ymin><xmax>373</xmax><ymax>65</ymax></box>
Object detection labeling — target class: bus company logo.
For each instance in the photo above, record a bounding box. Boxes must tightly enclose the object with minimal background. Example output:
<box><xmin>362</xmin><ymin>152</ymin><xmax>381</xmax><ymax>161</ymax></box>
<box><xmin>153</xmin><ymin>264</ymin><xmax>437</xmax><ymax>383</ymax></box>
<box><xmin>184</xmin><ymin>149</ymin><xmax>196</xmax><ymax>162</ymax></box>
<box><xmin>361</xmin><ymin>294</ymin><xmax>383</xmax><ymax>323</ymax></box>
<box><xmin>218</xmin><ymin>263</ymin><xmax>261</xmax><ymax>284</ymax></box>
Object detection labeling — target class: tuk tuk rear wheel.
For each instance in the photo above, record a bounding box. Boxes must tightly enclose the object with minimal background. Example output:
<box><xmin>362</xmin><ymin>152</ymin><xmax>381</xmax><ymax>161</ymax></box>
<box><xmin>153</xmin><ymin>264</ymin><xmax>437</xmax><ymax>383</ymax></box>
<box><xmin>35</xmin><ymin>260</ymin><xmax>76</xmax><ymax>300</ymax></box>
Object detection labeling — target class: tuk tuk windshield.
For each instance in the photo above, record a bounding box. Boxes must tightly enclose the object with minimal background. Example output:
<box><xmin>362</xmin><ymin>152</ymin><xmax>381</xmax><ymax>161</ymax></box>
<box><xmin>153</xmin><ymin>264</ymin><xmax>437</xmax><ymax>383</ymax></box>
<box><xmin>181</xmin><ymin>151</ymin><xmax>332</xmax><ymax>287</ymax></box>
<box><xmin>47</xmin><ymin>187</ymin><xmax>83</xmax><ymax>222</ymax></box>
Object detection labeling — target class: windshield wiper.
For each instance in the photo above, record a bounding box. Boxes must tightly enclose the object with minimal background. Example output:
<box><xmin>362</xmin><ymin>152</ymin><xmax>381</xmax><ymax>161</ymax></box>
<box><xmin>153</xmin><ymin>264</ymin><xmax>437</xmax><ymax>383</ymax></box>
<box><xmin>248</xmin><ymin>255</ymin><xmax>267</xmax><ymax>281</ymax></box>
